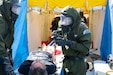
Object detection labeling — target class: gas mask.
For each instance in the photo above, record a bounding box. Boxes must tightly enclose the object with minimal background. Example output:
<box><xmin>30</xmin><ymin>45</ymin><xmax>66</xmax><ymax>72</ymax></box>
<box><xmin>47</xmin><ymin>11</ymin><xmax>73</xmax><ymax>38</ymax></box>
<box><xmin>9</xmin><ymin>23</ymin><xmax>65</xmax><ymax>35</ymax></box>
<box><xmin>59</xmin><ymin>14</ymin><xmax>73</xmax><ymax>26</ymax></box>
<box><xmin>11</xmin><ymin>0</ymin><xmax>21</xmax><ymax>22</ymax></box>
<box><xmin>11</xmin><ymin>4</ymin><xmax>21</xmax><ymax>15</ymax></box>
<box><xmin>59</xmin><ymin>14</ymin><xmax>73</xmax><ymax>33</ymax></box>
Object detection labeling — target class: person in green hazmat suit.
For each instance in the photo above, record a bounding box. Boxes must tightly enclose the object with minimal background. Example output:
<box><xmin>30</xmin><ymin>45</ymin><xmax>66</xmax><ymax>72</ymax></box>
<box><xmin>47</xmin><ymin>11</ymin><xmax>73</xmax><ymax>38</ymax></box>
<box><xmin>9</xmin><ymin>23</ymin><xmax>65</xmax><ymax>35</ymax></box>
<box><xmin>0</xmin><ymin>0</ymin><xmax>21</xmax><ymax>74</ymax></box>
<box><xmin>52</xmin><ymin>6</ymin><xmax>92</xmax><ymax>75</ymax></box>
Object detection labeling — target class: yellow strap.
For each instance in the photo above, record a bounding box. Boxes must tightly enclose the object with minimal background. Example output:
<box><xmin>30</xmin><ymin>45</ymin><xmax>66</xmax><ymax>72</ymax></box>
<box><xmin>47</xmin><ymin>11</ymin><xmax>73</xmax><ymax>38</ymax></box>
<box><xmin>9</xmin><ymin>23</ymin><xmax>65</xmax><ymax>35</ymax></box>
<box><xmin>106</xmin><ymin>70</ymin><xmax>113</xmax><ymax>75</ymax></box>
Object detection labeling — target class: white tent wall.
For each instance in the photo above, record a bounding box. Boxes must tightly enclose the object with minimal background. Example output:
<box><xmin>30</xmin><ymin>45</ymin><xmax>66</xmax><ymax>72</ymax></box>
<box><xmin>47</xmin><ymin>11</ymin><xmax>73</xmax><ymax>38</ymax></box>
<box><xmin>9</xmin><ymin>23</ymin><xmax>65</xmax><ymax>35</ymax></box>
<box><xmin>89</xmin><ymin>9</ymin><xmax>105</xmax><ymax>55</ymax></box>
<box><xmin>27</xmin><ymin>9</ymin><xmax>55</xmax><ymax>52</ymax></box>
<box><xmin>27</xmin><ymin>10</ymin><xmax>42</xmax><ymax>52</ymax></box>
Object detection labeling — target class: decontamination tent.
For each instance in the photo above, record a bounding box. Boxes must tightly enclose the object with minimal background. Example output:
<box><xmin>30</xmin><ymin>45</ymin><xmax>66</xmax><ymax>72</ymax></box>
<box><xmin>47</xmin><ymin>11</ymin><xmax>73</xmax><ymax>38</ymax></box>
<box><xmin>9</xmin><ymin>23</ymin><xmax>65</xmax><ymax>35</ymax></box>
<box><xmin>12</xmin><ymin>0</ymin><xmax>108</xmax><ymax>71</ymax></box>
<box><xmin>27</xmin><ymin>0</ymin><xmax>107</xmax><ymax>57</ymax></box>
<box><xmin>27</xmin><ymin>0</ymin><xmax>107</xmax><ymax>52</ymax></box>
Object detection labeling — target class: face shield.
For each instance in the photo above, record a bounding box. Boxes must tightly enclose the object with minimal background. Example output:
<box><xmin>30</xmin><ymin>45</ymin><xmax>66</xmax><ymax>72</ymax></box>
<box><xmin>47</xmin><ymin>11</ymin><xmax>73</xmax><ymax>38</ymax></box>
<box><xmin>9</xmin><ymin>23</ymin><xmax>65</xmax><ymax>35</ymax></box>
<box><xmin>59</xmin><ymin>14</ymin><xmax>73</xmax><ymax>26</ymax></box>
<box><xmin>11</xmin><ymin>1</ymin><xmax>21</xmax><ymax>15</ymax></box>
<box><xmin>58</xmin><ymin>14</ymin><xmax>73</xmax><ymax>33</ymax></box>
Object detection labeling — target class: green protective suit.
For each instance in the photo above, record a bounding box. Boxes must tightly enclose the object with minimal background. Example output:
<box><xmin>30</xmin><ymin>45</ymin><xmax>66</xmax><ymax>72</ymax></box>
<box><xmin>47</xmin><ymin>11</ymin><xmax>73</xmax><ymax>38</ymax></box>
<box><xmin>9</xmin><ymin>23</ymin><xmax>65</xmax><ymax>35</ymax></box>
<box><xmin>0</xmin><ymin>0</ymin><xmax>16</xmax><ymax>74</ymax></box>
<box><xmin>61</xmin><ymin>6</ymin><xmax>92</xmax><ymax>75</ymax></box>
<box><xmin>0</xmin><ymin>0</ymin><xmax>14</xmax><ymax>57</ymax></box>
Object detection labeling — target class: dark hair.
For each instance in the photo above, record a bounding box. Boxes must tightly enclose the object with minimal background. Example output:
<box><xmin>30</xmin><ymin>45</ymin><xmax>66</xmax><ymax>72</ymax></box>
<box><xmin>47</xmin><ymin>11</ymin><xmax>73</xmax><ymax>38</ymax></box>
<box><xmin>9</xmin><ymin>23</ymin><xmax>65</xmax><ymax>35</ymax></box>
<box><xmin>50</xmin><ymin>16</ymin><xmax>60</xmax><ymax>31</ymax></box>
<box><xmin>79</xmin><ymin>11</ymin><xmax>84</xmax><ymax>17</ymax></box>
<box><xmin>29</xmin><ymin>67</ymin><xmax>48</xmax><ymax>75</ymax></box>
<box><xmin>79</xmin><ymin>11</ymin><xmax>87</xmax><ymax>24</ymax></box>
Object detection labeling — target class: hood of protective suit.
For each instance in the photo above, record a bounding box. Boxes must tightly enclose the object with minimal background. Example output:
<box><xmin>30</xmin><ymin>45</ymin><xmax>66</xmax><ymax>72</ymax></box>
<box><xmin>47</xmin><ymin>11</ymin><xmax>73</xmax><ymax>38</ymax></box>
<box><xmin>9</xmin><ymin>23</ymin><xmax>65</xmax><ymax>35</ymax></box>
<box><xmin>0</xmin><ymin>0</ymin><xmax>12</xmax><ymax>23</ymax></box>
<box><xmin>61</xmin><ymin>6</ymin><xmax>81</xmax><ymax>30</ymax></box>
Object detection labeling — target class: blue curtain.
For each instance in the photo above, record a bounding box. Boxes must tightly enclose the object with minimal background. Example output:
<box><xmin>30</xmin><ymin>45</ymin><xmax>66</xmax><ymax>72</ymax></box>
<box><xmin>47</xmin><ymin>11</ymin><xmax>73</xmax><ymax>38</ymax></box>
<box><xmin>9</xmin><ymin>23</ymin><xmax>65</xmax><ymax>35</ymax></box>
<box><xmin>100</xmin><ymin>0</ymin><xmax>112</xmax><ymax>61</ymax></box>
<box><xmin>12</xmin><ymin>0</ymin><xmax>29</xmax><ymax>70</ymax></box>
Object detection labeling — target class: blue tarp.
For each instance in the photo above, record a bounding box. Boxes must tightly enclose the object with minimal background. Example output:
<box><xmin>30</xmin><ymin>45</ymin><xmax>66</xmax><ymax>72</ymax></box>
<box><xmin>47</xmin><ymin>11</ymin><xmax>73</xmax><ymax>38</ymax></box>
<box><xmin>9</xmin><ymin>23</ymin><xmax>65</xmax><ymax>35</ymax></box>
<box><xmin>109</xmin><ymin>0</ymin><xmax>113</xmax><ymax>54</ymax></box>
<box><xmin>100</xmin><ymin>0</ymin><xmax>113</xmax><ymax>61</ymax></box>
<box><xmin>12</xmin><ymin>0</ymin><xmax>29</xmax><ymax>70</ymax></box>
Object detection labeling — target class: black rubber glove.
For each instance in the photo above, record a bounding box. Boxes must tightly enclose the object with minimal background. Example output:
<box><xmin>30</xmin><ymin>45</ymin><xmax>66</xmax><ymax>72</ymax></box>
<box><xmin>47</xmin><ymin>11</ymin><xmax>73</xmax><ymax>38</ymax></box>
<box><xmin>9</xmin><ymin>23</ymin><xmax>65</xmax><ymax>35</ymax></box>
<box><xmin>51</xmin><ymin>30</ymin><xmax>63</xmax><ymax>39</ymax></box>
<box><xmin>55</xmin><ymin>36</ymin><xmax>76</xmax><ymax>48</ymax></box>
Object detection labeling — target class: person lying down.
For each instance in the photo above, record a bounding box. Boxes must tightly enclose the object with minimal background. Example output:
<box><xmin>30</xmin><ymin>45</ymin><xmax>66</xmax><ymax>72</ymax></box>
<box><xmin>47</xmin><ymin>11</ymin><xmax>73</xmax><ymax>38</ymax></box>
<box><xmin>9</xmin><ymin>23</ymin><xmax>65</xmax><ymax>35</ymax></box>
<box><xmin>18</xmin><ymin>48</ymin><xmax>56</xmax><ymax>75</ymax></box>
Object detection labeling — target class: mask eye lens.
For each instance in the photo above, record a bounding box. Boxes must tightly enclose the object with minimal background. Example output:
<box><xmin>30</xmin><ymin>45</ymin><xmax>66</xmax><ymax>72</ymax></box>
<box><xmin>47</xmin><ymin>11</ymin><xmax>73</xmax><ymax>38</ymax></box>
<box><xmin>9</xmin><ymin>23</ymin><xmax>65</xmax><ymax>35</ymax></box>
<box><xmin>60</xmin><ymin>15</ymin><xmax>65</xmax><ymax>22</ymax></box>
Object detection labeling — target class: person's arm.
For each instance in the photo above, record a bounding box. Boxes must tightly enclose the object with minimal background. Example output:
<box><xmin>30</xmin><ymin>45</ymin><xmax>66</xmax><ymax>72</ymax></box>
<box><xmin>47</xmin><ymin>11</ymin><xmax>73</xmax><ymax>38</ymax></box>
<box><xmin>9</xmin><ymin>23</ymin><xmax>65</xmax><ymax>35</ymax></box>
<box><xmin>55</xmin><ymin>24</ymin><xmax>91</xmax><ymax>55</ymax></box>
<box><xmin>0</xmin><ymin>11</ymin><xmax>8</xmax><ymax>56</ymax></box>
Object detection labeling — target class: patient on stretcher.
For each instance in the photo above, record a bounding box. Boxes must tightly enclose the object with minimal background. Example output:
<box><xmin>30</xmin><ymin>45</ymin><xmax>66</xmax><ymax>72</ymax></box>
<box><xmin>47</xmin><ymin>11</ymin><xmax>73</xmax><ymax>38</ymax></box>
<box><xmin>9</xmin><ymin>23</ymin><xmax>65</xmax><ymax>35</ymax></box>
<box><xmin>18</xmin><ymin>47</ymin><xmax>56</xmax><ymax>75</ymax></box>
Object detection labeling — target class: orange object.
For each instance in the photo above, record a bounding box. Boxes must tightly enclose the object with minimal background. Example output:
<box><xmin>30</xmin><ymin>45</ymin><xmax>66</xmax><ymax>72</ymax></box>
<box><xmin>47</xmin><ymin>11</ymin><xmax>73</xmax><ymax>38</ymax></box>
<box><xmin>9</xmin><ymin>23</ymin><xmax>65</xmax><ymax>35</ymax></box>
<box><xmin>41</xmin><ymin>41</ymin><xmax>48</xmax><ymax>45</ymax></box>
